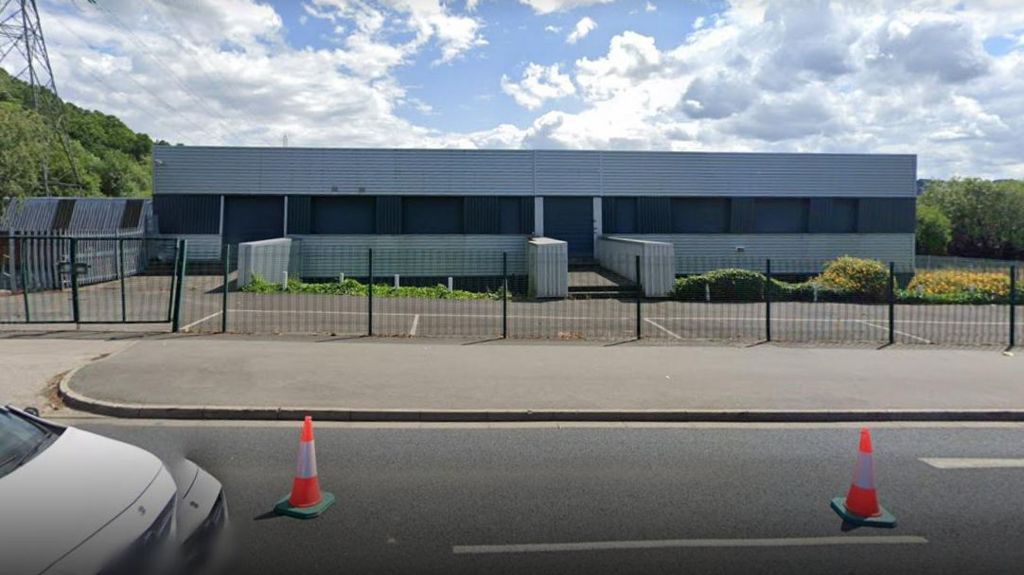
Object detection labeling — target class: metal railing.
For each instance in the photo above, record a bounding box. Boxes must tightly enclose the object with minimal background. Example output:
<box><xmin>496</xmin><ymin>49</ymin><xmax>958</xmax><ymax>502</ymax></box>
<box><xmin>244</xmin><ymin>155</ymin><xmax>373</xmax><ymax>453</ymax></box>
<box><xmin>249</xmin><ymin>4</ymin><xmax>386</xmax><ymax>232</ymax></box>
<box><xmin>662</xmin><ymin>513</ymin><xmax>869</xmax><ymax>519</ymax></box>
<box><xmin>3</xmin><ymin>238</ymin><xmax>1020</xmax><ymax>349</ymax></box>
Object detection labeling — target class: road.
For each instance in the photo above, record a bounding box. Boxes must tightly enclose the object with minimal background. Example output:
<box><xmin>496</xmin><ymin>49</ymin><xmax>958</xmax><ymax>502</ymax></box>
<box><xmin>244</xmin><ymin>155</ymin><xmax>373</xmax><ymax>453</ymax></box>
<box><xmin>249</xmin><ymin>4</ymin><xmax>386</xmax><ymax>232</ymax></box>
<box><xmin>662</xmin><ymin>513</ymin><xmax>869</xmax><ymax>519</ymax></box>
<box><xmin>60</xmin><ymin>419</ymin><xmax>1024</xmax><ymax>574</ymax></box>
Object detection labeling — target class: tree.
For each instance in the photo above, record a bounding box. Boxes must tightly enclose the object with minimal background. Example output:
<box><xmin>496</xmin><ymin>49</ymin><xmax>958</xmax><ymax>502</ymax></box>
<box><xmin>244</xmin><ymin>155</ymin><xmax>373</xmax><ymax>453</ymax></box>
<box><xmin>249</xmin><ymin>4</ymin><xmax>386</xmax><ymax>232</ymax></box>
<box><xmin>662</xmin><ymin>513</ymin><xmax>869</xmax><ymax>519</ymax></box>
<box><xmin>0</xmin><ymin>104</ymin><xmax>49</xmax><ymax>198</ymax></box>
<box><xmin>915</xmin><ymin>203</ymin><xmax>951</xmax><ymax>255</ymax></box>
<box><xmin>920</xmin><ymin>179</ymin><xmax>1024</xmax><ymax>259</ymax></box>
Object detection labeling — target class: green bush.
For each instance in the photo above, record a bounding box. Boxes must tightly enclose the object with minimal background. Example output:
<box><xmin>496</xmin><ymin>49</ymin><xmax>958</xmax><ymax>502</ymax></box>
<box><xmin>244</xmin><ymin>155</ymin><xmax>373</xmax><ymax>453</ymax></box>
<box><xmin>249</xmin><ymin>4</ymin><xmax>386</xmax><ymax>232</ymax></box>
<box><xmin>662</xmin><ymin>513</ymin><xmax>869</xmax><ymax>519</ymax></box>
<box><xmin>673</xmin><ymin>269</ymin><xmax>766</xmax><ymax>301</ymax></box>
<box><xmin>814</xmin><ymin>256</ymin><xmax>889</xmax><ymax>300</ymax></box>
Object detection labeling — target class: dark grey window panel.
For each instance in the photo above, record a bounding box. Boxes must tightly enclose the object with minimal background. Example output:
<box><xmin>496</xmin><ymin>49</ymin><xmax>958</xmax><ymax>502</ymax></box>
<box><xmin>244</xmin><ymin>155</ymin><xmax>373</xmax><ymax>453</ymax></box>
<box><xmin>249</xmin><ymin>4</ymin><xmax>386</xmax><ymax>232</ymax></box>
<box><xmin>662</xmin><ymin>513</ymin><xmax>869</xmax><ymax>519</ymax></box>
<box><xmin>671</xmin><ymin>198</ymin><xmax>730</xmax><ymax>233</ymax></box>
<box><xmin>858</xmin><ymin>198</ymin><xmax>916</xmax><ymax>233</ymax></box>
<box><xmin>153</xmin><ymin>194</ymin><xmax>220</xmax><ymax>234</ymax></box>
<box><xmin>464</xmin><ymin>197</ymin><xmax>500</xmax><ymax>234</ymax></box>
<box><xmin>311</xmin><ymin>196</ymin><xmax>375</xmax><ymax>234</ymax></box>
<box><xmin>287</xmin><ymin>196</ymin><xmax>311</xmax><ymax>234</ymax></box>
<box><xmin>610</xmin><ymin>197</ymin><xmax>638</xmax><ymax>233</ymax></box>
<box><xmin>376</xmin><ymin>196</ymin><xmax>402</xmax><ymax>234</ymax></box>
<box><xmin>498</xmin><ymin>197</ymin><xmax>523</xmax><ymax>234</ymax></box>
<box><xmin>223</xmin><ymin>196</ymin><xmax>283</xmax><ymax>244</ymax></box>
<box><xmin>754</xmin><ymin>198</ymin><xmax>808</xmax><ymax>233</ymax></box>
<box><xmin>730</xmin><ymin>198</ymin><xmax>756</xmax><ymax>233</ymax></box>
<box><xmin>638</xmin><ymin>197</ymin><xmax>672</xmax><ymax>233</ymax></box>
<box><xmin>809</xmin><ymin>198</ymin><xmax>857</xmax><ymax>233</ymax></box>
<box><xmin>403</xmin><ymin>197</ymin><xmax>463</xmax><ymax>234</ymax></box>
<box><xmin>519</xmin><ymin>197</ymin><xmax>535</xmax><ymax>234</ymax></box>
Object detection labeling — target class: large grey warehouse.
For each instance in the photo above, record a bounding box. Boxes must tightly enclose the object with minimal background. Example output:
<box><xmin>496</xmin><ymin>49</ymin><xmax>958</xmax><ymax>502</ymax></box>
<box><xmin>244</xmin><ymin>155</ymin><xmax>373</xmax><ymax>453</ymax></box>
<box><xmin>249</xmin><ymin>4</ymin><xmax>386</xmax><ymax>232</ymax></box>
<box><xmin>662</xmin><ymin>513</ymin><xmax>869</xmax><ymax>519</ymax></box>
<box><xmin>150</xmin><ymin>147</ymin><xmax>916</xmax><ymax>287</ymax></box>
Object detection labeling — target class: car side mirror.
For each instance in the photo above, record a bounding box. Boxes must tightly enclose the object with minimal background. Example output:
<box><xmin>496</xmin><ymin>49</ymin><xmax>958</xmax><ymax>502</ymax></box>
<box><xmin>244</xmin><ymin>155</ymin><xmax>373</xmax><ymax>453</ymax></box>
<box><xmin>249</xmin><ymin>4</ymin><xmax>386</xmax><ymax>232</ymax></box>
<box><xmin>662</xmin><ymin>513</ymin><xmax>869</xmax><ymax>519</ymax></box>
<box><xmin>24</xmin><ymin>407</ymin><xmax>39</xmax><ymax>417</ymax></box>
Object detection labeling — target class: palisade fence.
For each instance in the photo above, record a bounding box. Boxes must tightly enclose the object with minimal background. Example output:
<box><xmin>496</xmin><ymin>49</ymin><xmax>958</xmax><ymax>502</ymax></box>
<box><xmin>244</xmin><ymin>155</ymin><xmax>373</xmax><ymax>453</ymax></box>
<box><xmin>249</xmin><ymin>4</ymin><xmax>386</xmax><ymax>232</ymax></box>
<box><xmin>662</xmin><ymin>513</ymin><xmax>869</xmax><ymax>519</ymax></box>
<box><xmin>2</xmin><ymin>235</ymin><xmax>1019</xmax><ymax>347</ymax></box>
<box><xmin>167</xmin><ymin>243</ymin><xmax>1023</xmax><ymax>348</ymax></box>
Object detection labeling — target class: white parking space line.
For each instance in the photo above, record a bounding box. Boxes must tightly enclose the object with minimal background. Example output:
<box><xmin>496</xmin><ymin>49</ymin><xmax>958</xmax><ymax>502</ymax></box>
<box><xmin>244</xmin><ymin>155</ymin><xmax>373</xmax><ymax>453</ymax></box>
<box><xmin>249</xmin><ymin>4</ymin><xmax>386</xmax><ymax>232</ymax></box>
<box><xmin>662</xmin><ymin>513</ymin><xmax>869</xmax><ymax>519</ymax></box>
<box><xmin>181</xmin><ymin>311</ymin><xmax>221</xmax><ymax>332</ymax></box>
<box><xmin>452</xmin><ymin>535</ymin><xmax>928</xmax><ymax>555</ymax></box>
<box><xmin>920</xmin><ymin>458</ymin><xmax>1024</xmax><ymax>469</ymax></box>
<box><xmin>858</xmin><ymin>319</ymin><xmax>932</xmax><ymax>344</ymax></box>
<box><xmin>409</xmin><ymin>314</ymin><xmax>420</xmax><ymax>336</ymax></box>
<box><xmin>643</xmin><ymin>318</ymin><xmax>681</xmax><ymax>339</ymax></box>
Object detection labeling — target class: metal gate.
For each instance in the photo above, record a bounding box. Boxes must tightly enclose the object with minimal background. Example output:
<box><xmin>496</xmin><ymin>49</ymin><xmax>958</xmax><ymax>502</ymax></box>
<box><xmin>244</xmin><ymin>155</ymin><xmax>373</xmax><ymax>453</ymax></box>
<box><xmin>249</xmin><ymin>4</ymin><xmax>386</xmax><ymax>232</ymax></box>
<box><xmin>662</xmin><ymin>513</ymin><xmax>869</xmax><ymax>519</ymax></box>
<box><xmin>0</xmin><ymin>236</ymin><xmax>184</xmax><ymax>325</ymax></box>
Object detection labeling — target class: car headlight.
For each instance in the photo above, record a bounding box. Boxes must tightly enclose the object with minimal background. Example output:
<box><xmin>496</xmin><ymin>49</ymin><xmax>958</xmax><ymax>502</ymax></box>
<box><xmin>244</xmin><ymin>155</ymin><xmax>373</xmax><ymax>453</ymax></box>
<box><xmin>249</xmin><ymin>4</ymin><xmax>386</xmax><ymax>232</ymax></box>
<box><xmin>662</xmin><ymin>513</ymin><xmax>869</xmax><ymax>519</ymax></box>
<box><xmin>98</xmin><ymin>496</ymin><xmax>176</xmax><ymax>575</ymax></box>
<box><xmin>181</xmin><ymin>491</ymin><xmax>228</xmax><ymax>566</ymax></box>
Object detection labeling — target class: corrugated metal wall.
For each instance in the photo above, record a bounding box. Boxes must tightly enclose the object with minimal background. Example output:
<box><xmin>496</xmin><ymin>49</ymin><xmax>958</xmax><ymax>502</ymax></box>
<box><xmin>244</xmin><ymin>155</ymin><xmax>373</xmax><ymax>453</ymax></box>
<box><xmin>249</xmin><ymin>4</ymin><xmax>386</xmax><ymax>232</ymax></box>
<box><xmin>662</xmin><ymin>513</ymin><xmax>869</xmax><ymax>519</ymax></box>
<box><xmin>617</xmin><ymin>233</ymin><xmax>916</xmax><ymax>273</ymax></box>
<box><xmin>154</xmin><ymin>147</ymin><xmax>917</xmax><ymax>198</ymax></box>
<box><xmin>294</xmin><ymin>234</ymin><xmax>528</xmax><ymax>277</ymax></box>
<box><xmin>223</xmin><ymin>196</ymin><xmax>283</xmax><ymax>244</ymax></box>
<box><xmin>287</xmin><ymin>196</ymin><xmax>312</xmax><ymax>234</ymax></box>
<box><xmin>1</xmin><ymin>198</ymin><xmax>151</xmax><ymax>235</ymax></box>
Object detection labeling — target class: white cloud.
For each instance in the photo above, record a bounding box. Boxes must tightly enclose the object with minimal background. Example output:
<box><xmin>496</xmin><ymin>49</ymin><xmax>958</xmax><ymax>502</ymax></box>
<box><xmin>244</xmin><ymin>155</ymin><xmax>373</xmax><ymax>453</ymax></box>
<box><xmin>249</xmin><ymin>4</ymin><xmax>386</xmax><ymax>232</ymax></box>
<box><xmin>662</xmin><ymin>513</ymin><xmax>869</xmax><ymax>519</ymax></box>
<box><xmin>518</xmin><ymin>0</ymin><xmax>614</xmax><ymax>15</ymax></box>
<box><xmin>566</xmin><ymin>16</ymin><xmax>597</xmax><ymax>44</ymax></box>
<box><xmin>692</xmin><ymin>16</ymin><xmax>705</xmax><ymax>30</ymax></box>
<box><xmin>645</xmin><ymin>2</ymin><xmax>657</xmax><ymax>13</ymax></box>
<box><xmin>544</xmin><ymin>25</ymin><xmax>562</xmax><ymax>34</ymax></box>
<box><xmin>484</xmin><ymin>0</ymin><xmax>1024</xmax><ymax>177</ymax></box>
<box><xmin>501</xmin><ymin>63</ymin><xmax>576</xmax><ymax>110</ymax></box>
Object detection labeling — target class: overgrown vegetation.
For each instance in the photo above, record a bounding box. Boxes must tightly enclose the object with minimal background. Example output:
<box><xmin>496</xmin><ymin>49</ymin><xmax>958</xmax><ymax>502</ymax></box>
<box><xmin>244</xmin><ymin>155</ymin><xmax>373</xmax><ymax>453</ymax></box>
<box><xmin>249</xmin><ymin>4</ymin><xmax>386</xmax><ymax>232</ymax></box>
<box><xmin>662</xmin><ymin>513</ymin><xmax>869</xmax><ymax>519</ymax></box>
<box><xmin>919</xmin><ymin>178</ymin><xmax>1024</xmax><ymax>260</ymax></box>
<box><xmin>0</xmin><ymin>69</ymin><xmax>153</xmax><ymax>201</ymax></box>
<box><xmin>242</xmin><ymin>276</ymin><xmax>502</xmax><ymax>300</ymax></box>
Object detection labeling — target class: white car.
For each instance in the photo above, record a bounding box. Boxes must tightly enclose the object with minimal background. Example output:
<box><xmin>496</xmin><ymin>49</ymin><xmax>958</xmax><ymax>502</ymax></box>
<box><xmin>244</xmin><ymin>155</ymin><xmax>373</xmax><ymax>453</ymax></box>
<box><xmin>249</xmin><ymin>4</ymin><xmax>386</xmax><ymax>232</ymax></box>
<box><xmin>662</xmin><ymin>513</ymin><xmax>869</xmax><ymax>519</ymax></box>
<box><xmin>0</xmin><ymin>405</ymin><xmax>228</xmax><ymax>575</ymax></box>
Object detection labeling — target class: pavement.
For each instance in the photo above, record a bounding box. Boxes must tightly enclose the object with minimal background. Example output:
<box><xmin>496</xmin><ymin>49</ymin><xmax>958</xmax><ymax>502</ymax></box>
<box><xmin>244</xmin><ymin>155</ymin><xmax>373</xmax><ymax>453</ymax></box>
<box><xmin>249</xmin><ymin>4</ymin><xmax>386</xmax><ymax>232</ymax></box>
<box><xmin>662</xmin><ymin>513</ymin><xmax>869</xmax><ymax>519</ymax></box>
<box><xmin>59</xmin><ymin>335</ymin><xmax>1024</xmax><ymax>421</ymax></box>
<box><xmin>0</xmin><ymin>332</ymin><xmax>135</xmax><ymax>413</ymax></box>
<box><xmin>67</xmin><ymin>419</ymin><xmax>1024</xmax><ymax>574</ymax></box>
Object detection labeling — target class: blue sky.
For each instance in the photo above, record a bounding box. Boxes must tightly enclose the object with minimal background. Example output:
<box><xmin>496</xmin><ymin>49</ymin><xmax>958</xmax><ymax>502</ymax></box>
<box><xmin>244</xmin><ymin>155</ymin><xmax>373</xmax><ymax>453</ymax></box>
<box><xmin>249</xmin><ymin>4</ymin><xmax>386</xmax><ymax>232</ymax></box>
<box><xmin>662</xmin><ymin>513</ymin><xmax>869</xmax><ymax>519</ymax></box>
<box><xmin>20</xmin><ymin>0</ymin><xmax>1024</xmax><ymax>178</ymax></box>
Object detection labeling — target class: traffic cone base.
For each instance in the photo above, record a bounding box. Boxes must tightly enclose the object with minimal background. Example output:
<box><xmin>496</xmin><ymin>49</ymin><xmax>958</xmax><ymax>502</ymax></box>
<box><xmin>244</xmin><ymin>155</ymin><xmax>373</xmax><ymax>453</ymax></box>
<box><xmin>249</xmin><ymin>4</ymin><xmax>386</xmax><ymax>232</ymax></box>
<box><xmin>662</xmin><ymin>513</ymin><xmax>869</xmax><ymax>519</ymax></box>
<box><xmin>830</xmin><ymin>497</ymin><xmax>896</xmax><ymax>528</ymax></box>
<box><xmin>274</xmin><ymin>491</ymin><xmax>336</xmax><ymax>520</ymax></box>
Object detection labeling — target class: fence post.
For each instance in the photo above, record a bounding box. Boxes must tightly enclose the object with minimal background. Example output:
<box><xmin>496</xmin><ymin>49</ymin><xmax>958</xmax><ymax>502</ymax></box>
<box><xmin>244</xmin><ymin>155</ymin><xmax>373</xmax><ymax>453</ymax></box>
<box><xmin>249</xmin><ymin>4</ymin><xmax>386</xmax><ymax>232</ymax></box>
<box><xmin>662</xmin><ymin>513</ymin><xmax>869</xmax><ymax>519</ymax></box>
<box><xmin>70</xmin><ymin>238</ymin><xmax>80</xmax><ymax>325</ymax></box>
<box><xmin>1010</xmin><ymin>265</ymin><xmax>1017</xmax><ymax>349</ymax></box>
<box><xmin>118</xmin><ymin>238</ymin><xmax>127</xmax><ymax>322</ymax></box>
<box><xmin>887</xmin><ymin>261</ymin><xmax>896</xmax><ymax>345</ymax></box>
<box><xmin>19</xmin><ymin>239</ymin><xmax>30</xmax><ymax>323</ymax></box>
<box><xmin>635</xmin><ymin>255</ymin><xmax>642</xmax><ymax>340</ymax></box>
<box><xmin>765</xmin><ymin>259</ymin><xmax>772</xmax><ymax>342</ymax></box>
<box><xmin>367</xmin><ymin>248</ymin><xmax>374</xmax><ymax>337</ymax></box>
<box><xmin>167</xmin><ymin>239</ymin><xmax>182</xmax><ymax>322</ymax></box>
<box><xmin>502</xmin><ymin>252</ymin><xmax>508</xmax><ymax>339</ymax></box>
<box><xmin>222</xmin><ymin>244</ymin><xmax>230</xmax><ymax>333</ymax></box>
<box><xmin>171</xmin><ymin>239</ymin><xmax>187</xmax><ymax>333</ymax></box>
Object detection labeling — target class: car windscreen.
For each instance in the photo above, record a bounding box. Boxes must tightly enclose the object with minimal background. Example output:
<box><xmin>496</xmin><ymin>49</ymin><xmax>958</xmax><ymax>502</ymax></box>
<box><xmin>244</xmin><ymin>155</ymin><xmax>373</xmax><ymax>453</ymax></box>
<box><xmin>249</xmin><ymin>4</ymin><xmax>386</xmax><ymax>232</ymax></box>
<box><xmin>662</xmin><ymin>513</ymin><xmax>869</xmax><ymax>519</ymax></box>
<box><xmin>0</xmin><ymin>409</ymin><xmax>57</xmax><ymax>479</ymax></box>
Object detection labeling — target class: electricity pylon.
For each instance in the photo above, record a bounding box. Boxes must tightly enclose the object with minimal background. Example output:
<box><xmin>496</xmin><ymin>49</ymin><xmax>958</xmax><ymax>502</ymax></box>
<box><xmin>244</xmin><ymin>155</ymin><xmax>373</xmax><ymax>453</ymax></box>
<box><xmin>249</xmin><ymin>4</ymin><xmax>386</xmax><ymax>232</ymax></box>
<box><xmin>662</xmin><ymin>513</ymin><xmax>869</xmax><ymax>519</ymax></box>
<box><xmin>0</xmin><ymin>0</ymin><xmax>81</xmax><ymax>194</ymax></box>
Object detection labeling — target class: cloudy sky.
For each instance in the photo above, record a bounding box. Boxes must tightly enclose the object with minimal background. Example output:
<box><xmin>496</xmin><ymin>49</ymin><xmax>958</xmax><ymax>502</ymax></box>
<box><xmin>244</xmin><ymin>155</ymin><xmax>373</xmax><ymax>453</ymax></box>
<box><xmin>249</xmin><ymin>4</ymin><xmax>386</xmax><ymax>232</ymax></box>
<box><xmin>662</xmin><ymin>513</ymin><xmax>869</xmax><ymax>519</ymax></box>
<box><xmin>13</xmin><ymin>0</ymin><xmax>1024</xmax><ymax>178</ymax></box>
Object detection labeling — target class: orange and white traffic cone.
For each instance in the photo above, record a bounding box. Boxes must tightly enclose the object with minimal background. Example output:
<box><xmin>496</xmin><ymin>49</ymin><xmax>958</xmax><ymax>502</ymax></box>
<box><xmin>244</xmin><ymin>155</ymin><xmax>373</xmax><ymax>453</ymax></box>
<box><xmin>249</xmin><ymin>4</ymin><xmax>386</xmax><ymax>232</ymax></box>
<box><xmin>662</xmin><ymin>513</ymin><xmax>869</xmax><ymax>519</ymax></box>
<box><xmin>274</xmin><ymin>416</ymin><xmax>336</xmax><ymax>519</ymax></box>
<box><xmin>830</xmin><ymin>428</ymin><xmax>896</xmax><ymax>528</ymax></box>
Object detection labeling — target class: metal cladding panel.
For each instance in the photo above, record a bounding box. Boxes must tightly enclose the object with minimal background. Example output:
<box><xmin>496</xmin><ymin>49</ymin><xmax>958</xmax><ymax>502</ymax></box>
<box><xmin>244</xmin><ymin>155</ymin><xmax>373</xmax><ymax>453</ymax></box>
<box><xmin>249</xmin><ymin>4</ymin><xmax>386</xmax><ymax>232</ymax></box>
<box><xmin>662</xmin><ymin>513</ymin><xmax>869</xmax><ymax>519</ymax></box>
<box><xmin>534</xmin><ymin>151</ymin><xmax>602</xmax><ymax>196</ymax></box>
<box><xmin>311</xmin><ymin>196</ymin><xmax>375</xmax><ymax>234</ymax></box>
<box><xmin>153</xmin><ymin>194</ymin><xmax>220</xmax><ymax>234</ymax></box>
<box><xmin>857</xmin><ymin>198</ymin><xmax>916</xmax><ymax>233</ymax></box>
<box><xmin>294</xmin><ymin>234</ymin><xmax>528</xmax><ymax>277</ymax></box>
<box><xmin>600</xmin><ymin>151</ymin><xmax>917</xmax><ymax>197</ymax></box>
<box><xmin>287</xmin><ymin>195</ymin><xmax>312</xmax><ymax>234</ymax></box>
<box><xmin>730</xmin><ymin>198</ymin><xmax>756</xmax><ymax>233</ymax></box>
<box><xmin>614</xmin><ymin>233</ymin><xmax>916</xmax><ymax>273</ymax></box>
<box><xmin>403</xmin><ymin>197</ymin><xmax>463</xmax><ymax>233</ymax></box>
<box><xmin>155</xmin><ymin>147</ymin><xmax>916</xmax><ymax>199</ymax></box>
<box><xmin>1</xmin><ymin>198</ymin><xmax>60</xmax><ymax>231</ymax></box>
<box><xmin>543</xmin><ymin>197</ymin><xmax>594</xmax><ymax>257</ymax></box>
<box><xmin>809</xmin><ymin>198</ymin><xmax>858</xmax><ymax>233</ymax></box>
<box><xmin>637</xmin><ymin>197</ymin><xmax>672</xmax><ymax>233</ymax></box>
<box><xmin>68</xmin><ymin>199</ymin><xmax>126</xmax><ymax>233</ymax></box>
<box><xmin>375</xmin><ymin>196</ymin><xmax>402</xmax><ymax>233</ymax></box>
<box><xmin>465</xmin><ymin>197</ymin><xmax>500</xmax><ymax>234</ymax></box>
<box><xmin>223</xmin><ymin>196</ymin><xmax>284</xmax><ymax>244</ymax></box>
